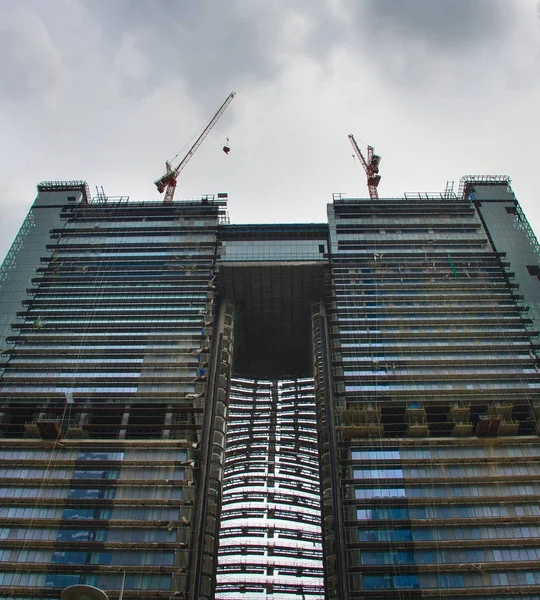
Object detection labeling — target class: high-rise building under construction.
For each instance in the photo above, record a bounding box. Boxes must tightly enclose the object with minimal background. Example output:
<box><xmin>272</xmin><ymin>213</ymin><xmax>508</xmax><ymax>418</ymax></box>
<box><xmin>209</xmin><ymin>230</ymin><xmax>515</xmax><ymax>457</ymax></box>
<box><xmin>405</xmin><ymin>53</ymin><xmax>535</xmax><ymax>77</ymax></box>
<box><xmin>0</xmin><ymin>176</ymin><xmax>540</xmax><ymax>600</ymax></box>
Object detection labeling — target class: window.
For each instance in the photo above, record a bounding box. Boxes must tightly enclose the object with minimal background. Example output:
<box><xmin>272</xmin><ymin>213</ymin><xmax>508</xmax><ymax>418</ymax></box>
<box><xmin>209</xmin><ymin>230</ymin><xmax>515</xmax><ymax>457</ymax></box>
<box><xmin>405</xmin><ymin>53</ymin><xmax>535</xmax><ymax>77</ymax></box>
<box><xmin>355</xmin><ymin>487</ymin><xmax>405</xmax><ymax>499</ymax></box>
<box><xmin>77</xmin><ymin>451</ymin><xmax>124</xmax><ymax>461</ymax></box>
<box><xmin>45</xmin><ymin>574</ymin><xmax>82</xmax><ymax>588</ymax></box>
<box><xmin>527</xmin><ymin>265</ymin><xmax>540</xmax><ymax>281</ymax></box>
<box><xmin>354</xmin><ymin>468</ymin><xmax>403</xmax><ymax>479</ymax></box>
<box><xmin>361</xmin><ymin>551</ymin><xmax>414</xmax><ymax>565</ymax></box>
<box><xmin>73</xmin><ymin>469</ymin><xmax>119</xmax><ymax>480</ymax></box>
<box><xmin>363</xmin><ymin>574</ymin><xmax>419</xmax><ymax>590</ymax></box>
<box><xmin>52</xmin><ymin>551</ymin><xmax>90</xmax><ymax>564</ymax></box>
<box><xmin>352</xmin><ymin>449</ymin><xmax>400</xmax><ymax>460</ymax></box>
<box><xmin>68</xmin><ymin>488</ymin><xmax>116</xmax><ymax>500</ymax></box>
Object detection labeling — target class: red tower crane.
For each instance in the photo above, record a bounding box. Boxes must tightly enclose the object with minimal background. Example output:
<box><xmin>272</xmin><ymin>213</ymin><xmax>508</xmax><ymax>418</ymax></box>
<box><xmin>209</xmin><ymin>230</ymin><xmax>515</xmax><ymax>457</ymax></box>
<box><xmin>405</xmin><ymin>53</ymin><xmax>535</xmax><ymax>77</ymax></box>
<box><xmin>348</xmin><ymin>134</ymin><xmax>381</xmax><ymax>201</ymax></box>
<box><xmin>155</xmin><ymin>91</ymin><xmax>236</xmax><ymax>203</ymax></box>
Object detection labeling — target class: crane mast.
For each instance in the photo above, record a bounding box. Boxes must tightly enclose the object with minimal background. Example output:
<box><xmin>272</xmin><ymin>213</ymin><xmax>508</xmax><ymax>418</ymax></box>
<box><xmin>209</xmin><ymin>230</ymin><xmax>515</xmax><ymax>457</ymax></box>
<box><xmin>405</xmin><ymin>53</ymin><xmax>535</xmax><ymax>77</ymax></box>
<box><xmin>348</xmin><ymin>134</ymin><xmax>381</xmax><ymax>201</ymax></box>
<box><xmin>155</xmin><ymin>92</ymin><xmax>236</xmax><ymax>203</ymax></box>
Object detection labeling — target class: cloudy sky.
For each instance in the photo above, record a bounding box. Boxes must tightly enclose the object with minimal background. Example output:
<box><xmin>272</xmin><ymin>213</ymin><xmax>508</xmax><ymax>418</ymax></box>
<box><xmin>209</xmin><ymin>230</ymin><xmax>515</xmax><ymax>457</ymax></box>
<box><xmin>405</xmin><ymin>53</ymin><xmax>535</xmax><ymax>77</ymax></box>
<box><xmin>1</xmin><ymin>0</ymin><xmax>539</xmax><ymax>261</ymax></box>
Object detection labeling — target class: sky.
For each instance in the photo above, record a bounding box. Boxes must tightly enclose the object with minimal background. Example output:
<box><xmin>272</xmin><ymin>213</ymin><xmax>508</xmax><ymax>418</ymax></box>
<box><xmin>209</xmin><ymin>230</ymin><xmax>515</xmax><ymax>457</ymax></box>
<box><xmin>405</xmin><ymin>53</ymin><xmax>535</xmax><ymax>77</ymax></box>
<box><xmin>0</xmin><ymin>0</ymin><xmax>539</xmax><ymax>262</ymax></box>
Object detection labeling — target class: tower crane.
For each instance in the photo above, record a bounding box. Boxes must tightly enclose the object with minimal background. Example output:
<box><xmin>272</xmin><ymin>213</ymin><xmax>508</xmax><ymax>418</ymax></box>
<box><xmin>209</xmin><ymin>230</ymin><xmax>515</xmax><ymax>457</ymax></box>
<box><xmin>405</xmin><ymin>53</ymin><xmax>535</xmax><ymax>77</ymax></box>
<box><xmin>155</xmin><ymin>91</ymin><xmax>236</xmax><ymax>203</ymax></box>
<box><xmin>348</xmin><ymin>134</ymin><xmax>381</xmax><ymax>201</ymax></box>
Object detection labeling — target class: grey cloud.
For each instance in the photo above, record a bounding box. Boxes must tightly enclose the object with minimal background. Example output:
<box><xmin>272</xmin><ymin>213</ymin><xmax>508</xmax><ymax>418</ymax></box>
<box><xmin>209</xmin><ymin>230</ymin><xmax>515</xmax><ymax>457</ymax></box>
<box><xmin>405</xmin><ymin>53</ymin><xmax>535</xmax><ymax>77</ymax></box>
<box><xmin>0</xmin><ymin>0</ymin><xmax>524</xmax><ymax>110</ymax></box>
<box><xmin>81</xmin><ymin>0</ymin><xmax>290</xmax><ymax>105</ymax></box>
<box><xmin>355</xmin><ymin>0</ymin><xmax>513</xmax><ymax>49</ymax></box>
<box><xmin>329</xmin><ymin>0</ymin><xmax>520</xmax><ymax>90</ymax></box>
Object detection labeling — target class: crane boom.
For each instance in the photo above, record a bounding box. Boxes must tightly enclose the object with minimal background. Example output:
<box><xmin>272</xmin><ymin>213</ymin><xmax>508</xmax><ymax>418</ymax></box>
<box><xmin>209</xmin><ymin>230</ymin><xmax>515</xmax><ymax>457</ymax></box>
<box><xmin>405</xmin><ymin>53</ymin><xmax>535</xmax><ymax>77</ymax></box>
<box><xmin>155</xmin><ymin>92</ymin><xmax>236</xmax><ymax>203</ymax></box>
<box><xmin>348</xmin><ymin>134</ymin><xmax>381</xmax><ymax>201</ymax></box>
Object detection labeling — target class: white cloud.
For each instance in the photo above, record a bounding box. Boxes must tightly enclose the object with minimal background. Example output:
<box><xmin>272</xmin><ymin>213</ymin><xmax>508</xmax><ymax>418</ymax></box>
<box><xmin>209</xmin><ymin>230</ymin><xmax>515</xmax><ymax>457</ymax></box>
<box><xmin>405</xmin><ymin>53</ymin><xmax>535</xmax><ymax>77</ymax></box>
<box><xmin>0</xmin><ymin>4</ymin><xmax>64</xmax><ymax>106</ymax></box>
<box><xmin>112</xmin><ymin>32</ymin><xmax>152</xmax><ymax>85</ymax></box>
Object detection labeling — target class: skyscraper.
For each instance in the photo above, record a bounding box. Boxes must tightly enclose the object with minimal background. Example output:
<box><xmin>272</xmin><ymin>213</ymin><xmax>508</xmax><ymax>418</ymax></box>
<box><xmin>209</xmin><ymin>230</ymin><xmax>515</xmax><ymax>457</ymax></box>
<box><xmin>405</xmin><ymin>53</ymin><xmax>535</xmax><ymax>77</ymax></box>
<box><xmin>316</xmin><ymin>178</ymin><xmax>540</xmax><ymax>598</ymax></box>
<box><xmin>0</xmin><ymin>176</ymin><xmax>539</xmax><ymax>599</ymax></box>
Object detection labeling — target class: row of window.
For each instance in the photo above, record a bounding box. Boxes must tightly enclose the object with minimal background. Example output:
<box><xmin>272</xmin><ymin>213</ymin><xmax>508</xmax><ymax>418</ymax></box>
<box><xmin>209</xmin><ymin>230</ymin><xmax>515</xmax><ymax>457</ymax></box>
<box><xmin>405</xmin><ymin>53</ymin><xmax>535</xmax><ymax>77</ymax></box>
<box><xmin>357</xmin><ymin>524</ymin><xmax>540</xmax><ymax>542</ymax></box>
<box><xmin>343</xmin><ymin>352</ymin><xmax>530</xmax><ymax>362</ymax></box>
<box><xmin>35</xmin><ymin>269</ymin><xmax>211</xmax><ymax>278</ymax></box>
<box><xmin>339</xmin><ymin>306</ymin><xmax>519</xmax><ymax>316</ymax></box>
<box><xmin>7</xmin><ymin>341</ymin><xmax>197</xmax><ymax>350</ymax></box>
<box><xmin>33</xmin><ymin>284</ymin><xmax>212</xmax><ymax>296</ymax></box>
<box><xmin>5</xmin><ymin>371</ymin><xmax>143</xmax><ymax>379</ymax></box>
<box><xmin>351</xmin><ymin>443</ymin><xmax>540</xmax><ymax>460</ymax></box>
<box><xmin>10</xmin><ymin>358</ymin><xmax>146</xmax><ymax>366</ymax></box>
<box><xmin>63</xmin><ymin>221</ymin><xmax>216</xmax><ymax>231</ymax></box>
<box><xmin>21</xmin><ymin>317</ymin><xmax>206</xmax><ymax>325</ymax></box>
<box><xmin>333</xmin><ymin>215</ymin><xmax>475</xmax><ymax>226</ymax></box>
<box><xmin>357</xmin><ymin>502</ymin><xmax>540</xmax><ymax>521</ymax></box>
<box><xmin>334</xmin><ymin>223</ymin><xmax>479</xmax><ymax>233</ymax></box>
<box><xmin>0</xmin><ymin>572</ymin><xmax>171</xmax><ymax>590</ymax></box>
<box><xmin>0</xmin><ymin>549</ymin><xmax>175</xmax><ymax>566</ymax></box>
<box><xmin>351</xmin><ymin>445</ymin><xmax>540</xmax><ymax>461</ymax></box>
<box><xmin>336</xmin><ymin>231</ymin><xmax>483</xmax><ymax>239</ymax></box>
<box><xmin>0</xmin><ymin>527</ymin><xmax>177</xmax><ymax>543</ymax></box>
<box><xmin>340</xmin><ymin>311</ymin><xmax>523</xmax><ymax>320</ymax></box>
<box><xmin>362</xmin><ymin>570</ymin><xmax>540</xmax><ymax>590</ymax></box>
<box><xmin>6</xmin><ymin>369</ymin><xmax>200</xmax><ymax>378</ymax></box>
<box><xmin>336</xmin><ymin>242</ymin><xmax>487</xmax><ymax>252</ymax></box>
<box><xmin>26</xmin><ymin>305</ymin><xmax>207</xmax><ymax>313</ymax></box>
<box><xmin>346</xmin><ymin>382</ymin><xmax>540</xmax><ymax>392</ymax></box>
<box><xmin>28</xmin><ymin>293</ymin><xmax>208</xmax><ymax>301</ymax></box>
<box><xmin>36</xmin><ymin>282</ymin><xmax>211</xmax><ymax>291</ymax></box>
<box><xmin>0</xmin><ymin>486</ymin><xmax>183</xmax><ymax>500</ymax></box>
<box><xmin>15</xmin><ymin>330</ymin><xmax>203</xmax><ymax>337</ymax></box>
<box><xmin>57</xmin><ymin>234</ymin><xmax>211</xmax><ymax>244</ymax></box>
<box><xmin>0</xmin><ymin>506</ymin><xmax>180</xmax><ymax>520</ymax></box>
<box><xmin>360</xmin><ymin>547</ymin><xmax>540</xmax><ymax>565</ymax></box>
<box><xmin>3</xmin><ymin>386</ymin><xmax>185</xmax><ymax>395</ymax></box>
<box><xmin>346</xmin><ymin>365</ymin><xmax>534</xmax><ymax>376</ymax></box>
<box><xmin>353</xmin><ymin>463</ymin><xmax>540</xmax><ymax>480</ymax></box>
<box><xmin>341</xmin><ymin>337</ymin><xmax>530</xmax><ymax>345</ymax></box>
<box><xmin>0</xmin><ymin>450</ymin><xmax>127</xmax><ymax>461</ymax></box>
<box><xmin>355</xmin><ymin>483</ymin><xmax>540</xmax><ymax>499</ymax></box>
<box><xmin>338</xmin><ymin>298</ymin><xmax>514</xmax><ymax>307</ymax></box>
<box><xmin>51</xmin><ymin>254</ymin><xmax>214</xmax><ymax>264</ymax></box>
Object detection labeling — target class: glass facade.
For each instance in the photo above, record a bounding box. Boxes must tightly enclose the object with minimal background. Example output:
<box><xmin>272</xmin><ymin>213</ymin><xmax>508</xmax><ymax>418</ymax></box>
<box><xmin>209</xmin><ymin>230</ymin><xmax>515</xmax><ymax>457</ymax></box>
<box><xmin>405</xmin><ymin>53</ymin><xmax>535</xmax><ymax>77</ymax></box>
<box><xmin>0</xmin><ymin>178</ymin><xmax>539</xmax><ymax>599</ymax></box>
<box><xmin>0</xmin><ymin>185</ymin><xmax>227</xmax><ymax>599</ymax></box>
<box><xmin>0</xmin><ymin>445</ymin><xmax>187</xmax><ymax>592</ymax></box>
<box><xmin>216</xmin><ymin>377</ymin><xmax>324</xmax><ymax>599</ymax></box>
<box><xmin>314</xmin><ymin>184</ymin><xmax>540</xmax><ymax>599</ymax></box>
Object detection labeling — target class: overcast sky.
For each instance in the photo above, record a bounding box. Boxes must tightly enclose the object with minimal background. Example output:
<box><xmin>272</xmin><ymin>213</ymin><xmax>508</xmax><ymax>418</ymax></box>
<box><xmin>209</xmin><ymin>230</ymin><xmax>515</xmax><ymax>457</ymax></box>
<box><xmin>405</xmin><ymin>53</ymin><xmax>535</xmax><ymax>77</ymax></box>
<box><xmin>1</xmin><ymin>0</ymin><xmax>539</xmax><ymax>261</ymax></box>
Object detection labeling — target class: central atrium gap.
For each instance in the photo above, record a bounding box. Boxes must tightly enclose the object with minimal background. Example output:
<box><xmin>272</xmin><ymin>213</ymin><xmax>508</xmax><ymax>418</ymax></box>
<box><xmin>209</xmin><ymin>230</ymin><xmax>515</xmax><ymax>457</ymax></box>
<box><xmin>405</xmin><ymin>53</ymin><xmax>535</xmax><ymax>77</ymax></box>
<box><xmin>215</xmin><ymin>260</ymin><xmax>326</xmax><ymax>598</ymax></box>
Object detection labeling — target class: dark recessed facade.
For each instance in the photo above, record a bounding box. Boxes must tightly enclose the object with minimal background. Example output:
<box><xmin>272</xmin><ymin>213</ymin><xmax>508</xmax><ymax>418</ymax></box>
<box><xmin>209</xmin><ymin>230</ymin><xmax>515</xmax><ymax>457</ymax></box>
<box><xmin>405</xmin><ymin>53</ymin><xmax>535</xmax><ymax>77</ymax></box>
<box><xmin>0</xmin><ymin>176</ymin><xmax>539</xmax><ymax>599</ymax></box>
